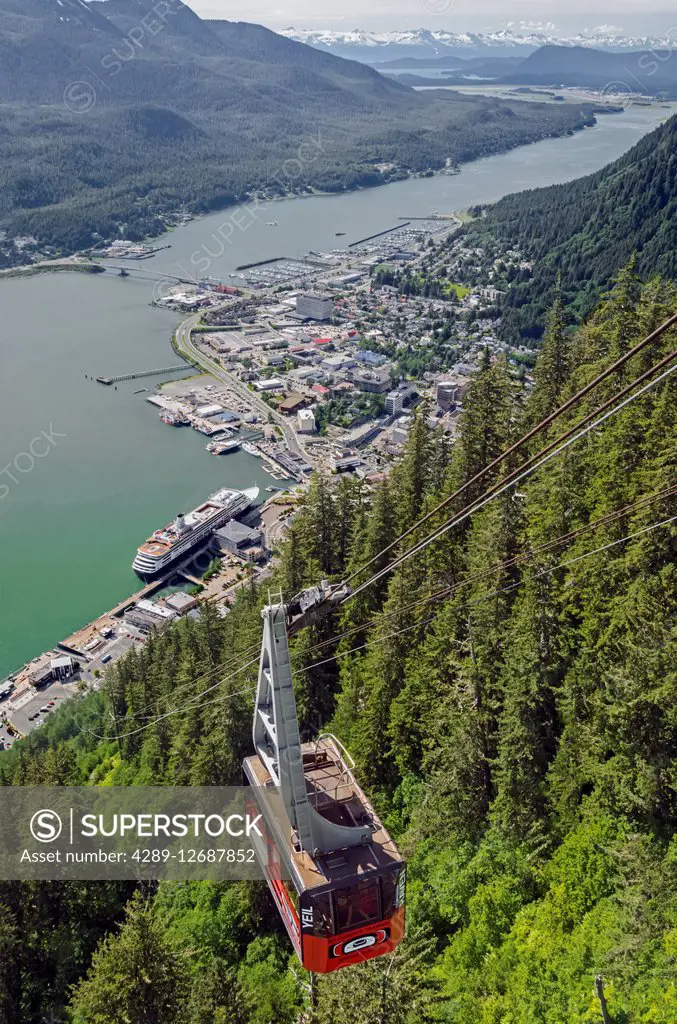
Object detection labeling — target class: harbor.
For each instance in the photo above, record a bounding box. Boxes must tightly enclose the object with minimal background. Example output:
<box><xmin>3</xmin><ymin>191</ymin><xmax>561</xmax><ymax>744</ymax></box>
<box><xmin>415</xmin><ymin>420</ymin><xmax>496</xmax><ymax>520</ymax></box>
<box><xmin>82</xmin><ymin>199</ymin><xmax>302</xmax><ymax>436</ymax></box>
<box><xmin>0</xmin><ymin>488</ymin><xmax>297</xmax><ymax>749</ymax></box>
<box><xmin>0</xmin><ymin>100</ymin><xmax>671</xmax><ymax>683</ymax></box>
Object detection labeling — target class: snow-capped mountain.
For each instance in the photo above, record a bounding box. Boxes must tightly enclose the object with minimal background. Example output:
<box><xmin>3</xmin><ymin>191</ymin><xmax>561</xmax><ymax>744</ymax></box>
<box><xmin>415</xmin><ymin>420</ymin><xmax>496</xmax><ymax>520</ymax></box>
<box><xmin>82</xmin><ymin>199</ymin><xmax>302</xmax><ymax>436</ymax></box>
<box><xmin>280</xmin><ymin>26</ymin><xmax>677</xmax><ymax>63</ymax></box>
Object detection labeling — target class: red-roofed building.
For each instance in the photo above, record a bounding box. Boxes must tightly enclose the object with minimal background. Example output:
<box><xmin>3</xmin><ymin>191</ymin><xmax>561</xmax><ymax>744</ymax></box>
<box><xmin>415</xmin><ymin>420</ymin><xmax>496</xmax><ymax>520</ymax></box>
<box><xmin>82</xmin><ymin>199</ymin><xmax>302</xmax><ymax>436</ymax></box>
<box><xmin>311</xmin><ymin>384</ymin><xmax>330</xmax><ymax>395</ymax></box>
<box><xmin>312</xmin><ymin>338</ymin><xmax>333</xmax><ymax>346</ymax></box>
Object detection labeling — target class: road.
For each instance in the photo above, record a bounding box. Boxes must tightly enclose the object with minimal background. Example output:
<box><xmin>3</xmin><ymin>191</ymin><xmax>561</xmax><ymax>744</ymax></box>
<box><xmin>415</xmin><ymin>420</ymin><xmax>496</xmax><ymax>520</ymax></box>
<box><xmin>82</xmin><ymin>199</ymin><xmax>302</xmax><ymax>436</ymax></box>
<box><xmin>174</xmin><ymin>311</ymin><xmax>313</xmax><ymax>465</ymax></box>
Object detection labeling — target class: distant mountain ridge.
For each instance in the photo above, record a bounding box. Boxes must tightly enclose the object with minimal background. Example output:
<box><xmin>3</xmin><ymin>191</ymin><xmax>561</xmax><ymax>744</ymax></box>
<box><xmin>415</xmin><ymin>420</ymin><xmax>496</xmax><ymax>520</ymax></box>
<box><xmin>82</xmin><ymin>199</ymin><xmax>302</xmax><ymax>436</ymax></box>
<box><xmin>280</xmin><ymin>26</ymin><xmax>677</xmax><ymax>63</ymax></box>
<box><xmin>503</xmin><ymin>44</ymin><xmax>677</xmax><ymax>93</ymax></box>
<box><xmin>0</xmin><ymin>0</ymin><xmax>595</xmax><ymax>260</ymax></box>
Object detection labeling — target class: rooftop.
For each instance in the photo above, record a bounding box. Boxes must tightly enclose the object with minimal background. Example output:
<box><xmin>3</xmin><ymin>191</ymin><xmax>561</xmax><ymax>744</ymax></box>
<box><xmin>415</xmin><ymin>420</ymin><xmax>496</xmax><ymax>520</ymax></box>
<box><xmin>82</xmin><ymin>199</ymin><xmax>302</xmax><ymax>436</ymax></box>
<box><xmin>217</xmin><ymin>521</ymin><xmax>262</xmax><ymax>545</ymax></box>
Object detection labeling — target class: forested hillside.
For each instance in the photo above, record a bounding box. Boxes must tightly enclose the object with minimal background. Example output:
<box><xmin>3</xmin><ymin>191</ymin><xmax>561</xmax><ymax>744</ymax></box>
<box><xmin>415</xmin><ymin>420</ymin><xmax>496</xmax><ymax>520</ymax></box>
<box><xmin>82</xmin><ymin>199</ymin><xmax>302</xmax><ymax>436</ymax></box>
<box><xmin>466</xmin><ymin>114</ymin><xmax>677</xmax><ymax>341</ymax></box>
<box><xmin>1</xmin><ymin>270</ymin><xmax>676</xmax><ymax>1022</ymax></box>
<box><xmin>0</xmin><ymin>0</ymin><xmax>594</xmax><ymax>261</ymax></box>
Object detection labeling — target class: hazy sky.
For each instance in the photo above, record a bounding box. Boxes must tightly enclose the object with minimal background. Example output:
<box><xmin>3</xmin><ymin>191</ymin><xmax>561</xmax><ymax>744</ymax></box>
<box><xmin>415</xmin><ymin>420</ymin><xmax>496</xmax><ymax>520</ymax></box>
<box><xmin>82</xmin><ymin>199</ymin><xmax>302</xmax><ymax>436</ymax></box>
<box><xmin>187</xmin><ymin>2</ymin><xmax>676</xmax><ymax>36</ymax></box>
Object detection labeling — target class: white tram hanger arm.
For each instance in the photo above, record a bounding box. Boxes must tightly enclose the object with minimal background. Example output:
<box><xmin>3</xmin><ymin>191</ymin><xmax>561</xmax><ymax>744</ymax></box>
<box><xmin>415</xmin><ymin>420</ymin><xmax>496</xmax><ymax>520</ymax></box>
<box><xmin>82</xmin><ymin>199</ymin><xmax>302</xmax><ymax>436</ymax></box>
<box><xmin>284</xmin><ymin>581</ymin><xmax>352</xmax><ymax>637</ymax></box>
<box><xmin>253</xmin><ymin>589</ymin><xmax>370</xmax><ymax>859</ymax></box>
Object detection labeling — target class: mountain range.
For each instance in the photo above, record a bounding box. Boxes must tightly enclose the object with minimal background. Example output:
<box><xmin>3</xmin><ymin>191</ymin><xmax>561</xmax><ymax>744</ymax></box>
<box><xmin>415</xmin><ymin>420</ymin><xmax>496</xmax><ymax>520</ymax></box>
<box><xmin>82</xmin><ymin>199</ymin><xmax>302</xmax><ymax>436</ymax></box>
<box><xmin>0</xmin><ymin>0</ymin><xmax>595</xmax><ymax>260</ymax></box>
<box><xmin>382</xmin><ymin>46</ymin><xmax>677</xmax><ymax>97</ymax></box>
<box><xmin>280</xmin><ymin>26</ymin><xmax>677</xmax><ymax>63</ymax></box>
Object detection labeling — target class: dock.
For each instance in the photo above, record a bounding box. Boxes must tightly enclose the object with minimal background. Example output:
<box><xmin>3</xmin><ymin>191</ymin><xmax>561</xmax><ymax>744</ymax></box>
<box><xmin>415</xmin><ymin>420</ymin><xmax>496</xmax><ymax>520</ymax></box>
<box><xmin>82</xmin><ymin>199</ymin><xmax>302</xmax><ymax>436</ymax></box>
<box><xmin>96</xmin><ymin>365</ymin><xmax>188</xmax><ymax>385</ymax></box>
<box><xmin>398</xmin><ymin>215</ymin><xmax>459</xmax><ymax>221</ymax></box>
<box><xmin>349</xmin><ymin>222</ymin><xmax>411</xmax><ymax>248</ymax></box>
<box><xmin>235</xmin><ymin>257</ymin><xmax>285</xmax><ymax>271</ymax></box>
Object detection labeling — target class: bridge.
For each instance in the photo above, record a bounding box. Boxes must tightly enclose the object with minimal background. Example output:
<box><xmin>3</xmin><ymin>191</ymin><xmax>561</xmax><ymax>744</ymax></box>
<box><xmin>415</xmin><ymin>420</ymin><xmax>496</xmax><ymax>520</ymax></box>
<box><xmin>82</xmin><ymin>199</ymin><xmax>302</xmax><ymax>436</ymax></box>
<box><xmin>96</xmin><ymin>365</ymin><xmax>188</xmax><ymax>385</ymax></box>
<box><xmin>99</xmin><ymin>264</ymin><xmax>195</xmax><ymax>285</ymax></box>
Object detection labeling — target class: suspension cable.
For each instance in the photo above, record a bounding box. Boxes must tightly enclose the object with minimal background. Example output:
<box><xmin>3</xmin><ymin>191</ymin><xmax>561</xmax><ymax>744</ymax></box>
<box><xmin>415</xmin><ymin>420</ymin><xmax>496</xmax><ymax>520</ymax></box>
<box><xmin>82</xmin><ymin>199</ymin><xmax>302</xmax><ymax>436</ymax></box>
<box><xmin>92</xmin><ymin>512</ymin><xmax>676</xmax><ymax>743</ymax></box>
<box><xmin>342</xmin><ymin>313</ymin><xmax>677</xmax><ymax>589</ymax></box>
<box><xmin>346</xmin><ymin>359</ymin><xmax>677</xmax><ymax>602</ymax></box>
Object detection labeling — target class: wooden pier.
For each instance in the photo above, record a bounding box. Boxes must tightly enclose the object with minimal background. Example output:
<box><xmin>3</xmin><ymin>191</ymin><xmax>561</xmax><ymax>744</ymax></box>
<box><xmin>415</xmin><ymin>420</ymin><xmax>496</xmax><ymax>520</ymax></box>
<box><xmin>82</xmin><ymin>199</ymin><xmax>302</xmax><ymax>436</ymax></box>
<box><xmin>96</xmin><ymin>365</ymin><xmax>187</xmax><ymax>385</ymax></box>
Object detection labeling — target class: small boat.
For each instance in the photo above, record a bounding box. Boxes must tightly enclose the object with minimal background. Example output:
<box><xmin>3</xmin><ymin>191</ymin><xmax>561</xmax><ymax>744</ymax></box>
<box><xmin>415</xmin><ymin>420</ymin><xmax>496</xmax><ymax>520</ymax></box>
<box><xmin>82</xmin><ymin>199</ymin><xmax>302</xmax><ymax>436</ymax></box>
<box><xmin>335</xmin><ymin>232</ymin><xmax>346</xmax><ymax>236</ymax></box>
<box><xmin>160</xmin><ymin>411</ymin><xmax>189</xmax><ymax>427</ymax></box>
<box><xmin>266</xmin><ymin>221</ymin><xmax>279</xmax><ymax>227</ymax></box>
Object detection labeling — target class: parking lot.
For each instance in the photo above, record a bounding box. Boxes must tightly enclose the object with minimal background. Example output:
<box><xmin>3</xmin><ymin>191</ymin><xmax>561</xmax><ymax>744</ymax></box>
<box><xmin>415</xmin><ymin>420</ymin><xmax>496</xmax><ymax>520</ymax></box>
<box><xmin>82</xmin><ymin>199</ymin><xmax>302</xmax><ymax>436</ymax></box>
<box><xmin>2</xmin><ymin>680</ymin><xmax>80</xmax><ymax>743</ymax></box>
<box><xmin>0</xmin><ymin>720</ymin><xmax>14</xmax><ymax>751</ymax></box>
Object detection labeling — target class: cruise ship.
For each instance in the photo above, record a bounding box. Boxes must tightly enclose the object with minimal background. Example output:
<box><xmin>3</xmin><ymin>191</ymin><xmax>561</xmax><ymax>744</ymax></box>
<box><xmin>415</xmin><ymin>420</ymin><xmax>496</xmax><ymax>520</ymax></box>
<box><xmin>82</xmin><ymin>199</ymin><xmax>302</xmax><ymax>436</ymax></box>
<box><xmin>132</xmin><ymin>486</ymin><xmax>259</xmax><ymax>579</ymax></box>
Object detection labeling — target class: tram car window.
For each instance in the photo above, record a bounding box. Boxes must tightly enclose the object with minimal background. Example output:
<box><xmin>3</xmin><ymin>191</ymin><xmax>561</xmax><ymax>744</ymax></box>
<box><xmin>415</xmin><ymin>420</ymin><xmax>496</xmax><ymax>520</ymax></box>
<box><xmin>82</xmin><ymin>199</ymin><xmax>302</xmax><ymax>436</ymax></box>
<box><xmin>334</xmin><ymin>880</ymin><xmax>380</xmax><ymax>932</ymax></box>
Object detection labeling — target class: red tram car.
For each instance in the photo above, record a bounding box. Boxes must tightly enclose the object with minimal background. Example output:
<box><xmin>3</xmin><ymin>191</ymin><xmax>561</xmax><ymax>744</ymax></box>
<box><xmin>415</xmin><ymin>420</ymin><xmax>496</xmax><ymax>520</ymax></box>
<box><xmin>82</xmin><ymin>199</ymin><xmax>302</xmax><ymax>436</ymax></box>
<box><xmin>244</xmin><ymin>736</ymin><xmax>406</xmax><ymax>973</ymax></box>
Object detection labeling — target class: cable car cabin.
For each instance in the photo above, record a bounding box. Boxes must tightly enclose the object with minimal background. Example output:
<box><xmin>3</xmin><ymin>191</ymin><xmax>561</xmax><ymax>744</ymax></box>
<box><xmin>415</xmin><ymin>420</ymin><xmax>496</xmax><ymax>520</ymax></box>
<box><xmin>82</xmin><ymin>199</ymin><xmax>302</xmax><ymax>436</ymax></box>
<box><xmin>244</xmin><ymin>735</ymin><xmax>406</xmax><ymax>974</ymax></box>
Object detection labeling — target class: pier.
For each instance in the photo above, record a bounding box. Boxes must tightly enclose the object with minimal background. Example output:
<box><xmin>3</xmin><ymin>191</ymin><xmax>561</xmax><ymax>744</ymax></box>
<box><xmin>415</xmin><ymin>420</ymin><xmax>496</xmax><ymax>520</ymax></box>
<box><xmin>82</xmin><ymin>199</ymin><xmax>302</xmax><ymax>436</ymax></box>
<box><xmin>235</xmin><ymin>256</ymin><xmax>285</xmax><ymax>271</ymax></box>
<box><xmin>96</xmin><ymin>365</ymin><xmax>188</xmax><ymax>385</ymax></box>
<box><xmin>349</xmin><ymin>222</ymin><xmax>411</xmax><ymax>247</ymax></box>
<box><xmin>398</xmin><ymin>214</ymin><xmax>459</xmax><ymax>221</ymax></box>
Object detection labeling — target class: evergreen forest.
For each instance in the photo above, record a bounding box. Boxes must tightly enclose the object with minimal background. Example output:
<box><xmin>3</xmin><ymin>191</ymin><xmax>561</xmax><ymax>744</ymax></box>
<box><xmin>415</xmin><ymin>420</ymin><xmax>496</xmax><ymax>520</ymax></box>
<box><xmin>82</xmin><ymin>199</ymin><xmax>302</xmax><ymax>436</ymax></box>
<box><xmin>1</xmin><ymin>267</ymin><xmax>676</xmax><ymax>1023</ymax></box>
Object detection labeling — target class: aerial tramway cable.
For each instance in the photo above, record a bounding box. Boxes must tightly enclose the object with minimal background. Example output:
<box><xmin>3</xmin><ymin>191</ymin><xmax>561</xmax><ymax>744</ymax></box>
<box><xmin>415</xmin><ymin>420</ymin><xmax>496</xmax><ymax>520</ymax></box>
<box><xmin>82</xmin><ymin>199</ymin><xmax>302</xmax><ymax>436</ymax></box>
<box><xmin>92</xmin><ymin>511</ymin><xmax>676</xmax><ymax>744</ymax></box>
<box><xmin>109</xmin><ymin>477</ymin><xmax>675</xmax><ymax>731</ymax></box>
<box><xmin>296</xmin><ymin>513</ymin><xmax>677</xmax><ymax>679</ymax></box>
<box><xmin>345</xmin><ymin>357</ymin><xmax>677</xmax><ymax>602</ymax></box>
<box><xmin>342</xmin><ymin>313</ymin><xmax>677</xmax><ymax>590</ymax></box>
<box><xmin>125</xmin><ymin>642</ymin><xmax>262</xmax><ymax>722</ymax></box>
<box><xmin>284</xmin><ymin>484</ymin><xmax>677</xmax><ymax>661</ymax></box>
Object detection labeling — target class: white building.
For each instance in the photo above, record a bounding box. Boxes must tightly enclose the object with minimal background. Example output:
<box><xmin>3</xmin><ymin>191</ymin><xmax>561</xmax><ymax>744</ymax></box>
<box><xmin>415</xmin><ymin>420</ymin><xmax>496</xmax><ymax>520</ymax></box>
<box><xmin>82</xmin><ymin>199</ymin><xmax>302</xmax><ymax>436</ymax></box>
<box><xmin>437</xmin><ymin>377</ymin><xmax>470</xmax><ymax>411</ymax></box>
<box><xmin>385</xmin><ymin>390</ymin><xmax>404</xmax><ymax>416</ymax></box>
<box><xmin>297</xmin><ymin>409</ymin><xmax>316</xmax><ymax>434</ymax></box>
<box><xmin>196</xmin><ymin>404</ymin><xmax>223</xmax><ymax>418</ymax></box>
<box><xmin>322</xmin><ymin>353</ymin><xmax>355</xmax><ymax>372</ymax></box>
<box><xmin>50</xmin><ymin>656</ymin><xmax>74</xmax><ymax>681</ymax></box>
<box><xmin>296</xmin><ymin>292</ymin><xmax>334</xmax><ymax>321</ymax></box>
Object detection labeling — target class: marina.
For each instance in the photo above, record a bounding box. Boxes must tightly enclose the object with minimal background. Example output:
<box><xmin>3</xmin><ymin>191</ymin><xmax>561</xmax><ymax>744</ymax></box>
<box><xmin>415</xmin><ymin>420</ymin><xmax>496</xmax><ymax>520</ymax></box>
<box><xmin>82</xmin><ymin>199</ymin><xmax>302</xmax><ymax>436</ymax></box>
<box><xmin>349</xmin><ymin>221</ymin><xmax>411</xmax><ymax>247</ymax></box>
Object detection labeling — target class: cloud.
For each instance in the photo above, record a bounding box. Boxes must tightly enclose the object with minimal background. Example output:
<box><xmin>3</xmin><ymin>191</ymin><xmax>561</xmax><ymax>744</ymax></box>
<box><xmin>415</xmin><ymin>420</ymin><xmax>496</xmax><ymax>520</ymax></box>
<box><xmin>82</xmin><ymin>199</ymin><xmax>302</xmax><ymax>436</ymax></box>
<box><xmin>587</xmin><ymin>23</ymin><xmax>625</xmax><ymax>33</ymax></box>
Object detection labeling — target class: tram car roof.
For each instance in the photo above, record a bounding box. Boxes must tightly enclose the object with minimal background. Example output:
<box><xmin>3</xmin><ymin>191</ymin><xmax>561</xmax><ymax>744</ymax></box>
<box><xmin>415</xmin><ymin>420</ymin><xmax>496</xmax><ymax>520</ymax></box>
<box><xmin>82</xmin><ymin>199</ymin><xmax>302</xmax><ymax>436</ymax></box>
<box><xmin>244</xmin><ymin>735</ymin><xmax>403</xmax><ymax>894</ymax></box>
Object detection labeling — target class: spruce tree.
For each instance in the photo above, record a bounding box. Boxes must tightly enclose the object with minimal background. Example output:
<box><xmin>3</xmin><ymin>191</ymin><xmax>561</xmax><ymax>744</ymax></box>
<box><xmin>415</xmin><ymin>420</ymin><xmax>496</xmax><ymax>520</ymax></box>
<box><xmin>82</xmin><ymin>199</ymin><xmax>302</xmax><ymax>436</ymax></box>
<box><xmin>529</xmin><ymin>288</ymin><xmax>571</xmax><ymax>426</ymax></box>
<box><xmin>69</xmin><ymin>893</ymin><xmax>191</xmax><ymax>1024</ymax></box>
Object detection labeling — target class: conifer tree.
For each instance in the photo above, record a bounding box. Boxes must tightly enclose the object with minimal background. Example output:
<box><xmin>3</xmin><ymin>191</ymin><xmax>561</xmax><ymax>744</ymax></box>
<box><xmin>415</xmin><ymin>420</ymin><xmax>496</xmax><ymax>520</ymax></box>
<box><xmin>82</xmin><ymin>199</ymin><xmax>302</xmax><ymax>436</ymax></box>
<box><xmin>311</xmin><ymin>926</ymin><xmax>440</xmax><ymax>1024</ymax></box>
<box><xmin>492</xmin><ymin>583</ymin><xmax>559</xmax><ymax>842</ymax></box>
<box><xmin>394</xmin><ymin>408</ymin><xmax>435</xmax><ymax>532</ymax></box>
<box><xmin>456</xmin><ymin>350</ymin><xmax>513</xmax><ymax>502</ymax></box>
<box><xmin>529</xmin><ymin>287</ymin><xmax>571</xmax><ymax>425</ymax></box>
<box><xmin>69</xmin><ymin>893</ymin><xmax>191</xmax><ymax>1024</ymax></box>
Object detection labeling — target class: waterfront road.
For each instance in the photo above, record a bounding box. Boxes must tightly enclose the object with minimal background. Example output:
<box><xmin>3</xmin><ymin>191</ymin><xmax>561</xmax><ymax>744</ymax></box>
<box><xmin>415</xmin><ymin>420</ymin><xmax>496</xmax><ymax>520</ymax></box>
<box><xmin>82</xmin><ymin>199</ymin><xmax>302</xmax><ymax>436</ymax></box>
<box><xmin>174</xmin><ymin>311</ymin><xmax>312</xmax><ymax>466</ymax></box>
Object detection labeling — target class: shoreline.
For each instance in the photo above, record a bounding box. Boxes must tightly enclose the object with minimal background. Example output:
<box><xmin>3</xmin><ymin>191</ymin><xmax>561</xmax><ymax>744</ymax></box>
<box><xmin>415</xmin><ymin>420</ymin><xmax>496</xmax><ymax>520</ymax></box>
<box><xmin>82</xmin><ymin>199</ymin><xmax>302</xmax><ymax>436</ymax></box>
<box><xmin>0</xmin><ymin>100</ymin><xmax>663</xmax><ymax>694</ymax></box>
<box><xmin>0</xmin><ymin>109</ymin><xmax>598</xmax><ymax>280</ymax></box>
<box><xmin>0</xmin><ymin>489</ymin><xmax>295</xmax><ymax>745</ymax></box>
